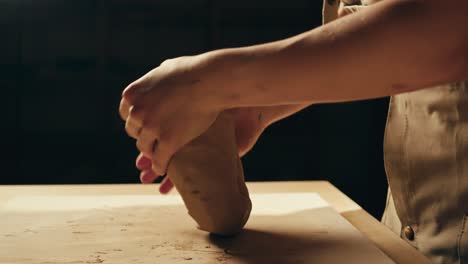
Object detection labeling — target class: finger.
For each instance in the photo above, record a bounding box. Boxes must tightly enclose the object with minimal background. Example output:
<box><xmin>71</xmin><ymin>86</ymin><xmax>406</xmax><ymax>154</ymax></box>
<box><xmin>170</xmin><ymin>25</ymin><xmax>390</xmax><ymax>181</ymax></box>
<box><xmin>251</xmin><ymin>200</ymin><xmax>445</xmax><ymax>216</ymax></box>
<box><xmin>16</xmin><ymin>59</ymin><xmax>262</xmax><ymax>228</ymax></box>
<box><xmin>122</xmin><ymin>77</ymin><xmax>151</xmax><ymax>104</ymax></box>
<box><xmin>119</xmin><ymin>98</ymin><xmax>131</xmax><ymax>120</ymax></box>
<box><xmin>151</xmin><ymin>141</ymin><xmax>173</xmax><ymax>176</ymax></box>
<box><xmin>125</xmin><ymin>106</ymin><xmax>144</xmax><ymax>139</ymax></box>
<box><xmin>140</xmin><ymin>169</ymin><xmax>159</xmax><ymax>184</ymax></box>
<box><xmin>136</xmin><ymin>129</ymin><xmax>158</xmax><ymax>157</ymax></box>
<box><xmin>136</xmin><ymin>153</ymin><xmax>152</xmax><ymax>171</ymax></box>
<box><xmin>159</xmin><ymin>176</ymin><xmax>174</xmax><ymax>194</ymax></box>
<box><xmin>125</xmin><ymin>117</ymin><xmax>142</xmax><ymax>139</ymax></box>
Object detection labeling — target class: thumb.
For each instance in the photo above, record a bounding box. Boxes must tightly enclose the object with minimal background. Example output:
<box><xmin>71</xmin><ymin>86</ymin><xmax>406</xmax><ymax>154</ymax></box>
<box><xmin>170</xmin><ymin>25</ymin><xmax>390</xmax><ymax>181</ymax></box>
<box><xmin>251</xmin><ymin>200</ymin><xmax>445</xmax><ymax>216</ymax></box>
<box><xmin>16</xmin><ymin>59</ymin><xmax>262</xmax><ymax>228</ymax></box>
<box><xmin>338</xmin><ymin>5</ymin><xmax>366</xmax><ymax>17</ymax></box>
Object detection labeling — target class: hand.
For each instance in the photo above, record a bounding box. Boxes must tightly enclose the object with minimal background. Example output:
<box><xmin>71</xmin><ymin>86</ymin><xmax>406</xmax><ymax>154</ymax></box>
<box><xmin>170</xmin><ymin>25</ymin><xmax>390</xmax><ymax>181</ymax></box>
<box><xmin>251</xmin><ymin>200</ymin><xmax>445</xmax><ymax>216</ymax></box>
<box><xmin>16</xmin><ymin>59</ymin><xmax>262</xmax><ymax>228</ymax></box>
<box><xmin>338</xmin><ymin>1</ymin><xmax>367</xmax><ymax>17</ymax></box>
<box><xmin>135</xmin><ymin>153</ymin><xmax>175</xmax><ymax>194</ymax></box>
<box><xmin>119</xmin><ymin>55</ymin><xmax>223</xmax><ymax>177</ymax></box>
<box><xmin>134</xmin><ymin>106</ymin><xmax>268</xmax><ymax>194</ymax></box>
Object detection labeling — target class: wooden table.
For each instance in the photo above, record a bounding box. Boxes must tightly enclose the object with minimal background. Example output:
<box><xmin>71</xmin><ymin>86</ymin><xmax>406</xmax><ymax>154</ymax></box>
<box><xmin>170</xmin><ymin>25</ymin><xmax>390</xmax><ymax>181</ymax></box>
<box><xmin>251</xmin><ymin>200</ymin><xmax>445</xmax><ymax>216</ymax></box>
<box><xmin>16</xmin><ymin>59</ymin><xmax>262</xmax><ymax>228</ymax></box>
<box><xmin>0</xmin><ymin>181</ymin><xmax>430</xmax><ymax>264</ymax></box>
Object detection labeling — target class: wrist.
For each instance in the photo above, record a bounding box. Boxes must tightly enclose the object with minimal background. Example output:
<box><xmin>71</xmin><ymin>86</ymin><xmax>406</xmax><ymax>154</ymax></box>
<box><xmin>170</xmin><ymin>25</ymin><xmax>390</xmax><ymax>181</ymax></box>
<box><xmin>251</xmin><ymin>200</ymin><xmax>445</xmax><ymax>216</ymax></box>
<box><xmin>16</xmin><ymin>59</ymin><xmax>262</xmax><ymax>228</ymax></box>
<box><xmin>198</xmin><ymin>48</ymin><xmax>259</xmax><ymax>110</ymax></box>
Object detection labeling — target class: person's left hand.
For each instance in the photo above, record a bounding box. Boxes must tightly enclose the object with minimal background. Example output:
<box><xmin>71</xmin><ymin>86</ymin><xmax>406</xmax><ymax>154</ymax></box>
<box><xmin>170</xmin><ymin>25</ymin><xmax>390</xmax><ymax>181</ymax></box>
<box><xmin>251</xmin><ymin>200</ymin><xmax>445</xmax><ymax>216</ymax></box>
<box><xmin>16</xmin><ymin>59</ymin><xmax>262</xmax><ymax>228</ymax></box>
<box><xmin>132</xmin><ymin>106</ymin><xmax>269</xmax><ymax>194</ymax></box>
<box><xmin>119</xmin><ymin>55</ymin><xmax>223</xmax><ymax>178</ymax></box>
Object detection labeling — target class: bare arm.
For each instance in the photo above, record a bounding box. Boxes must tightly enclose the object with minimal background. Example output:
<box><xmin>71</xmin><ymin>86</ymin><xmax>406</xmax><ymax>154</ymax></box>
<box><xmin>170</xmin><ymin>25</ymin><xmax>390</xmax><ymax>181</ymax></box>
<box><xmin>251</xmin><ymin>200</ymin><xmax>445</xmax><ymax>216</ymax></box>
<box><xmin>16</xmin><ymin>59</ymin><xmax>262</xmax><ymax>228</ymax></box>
<box><xmin>207</xmin><ymin>0</ymin><xmax>467</xmax><ymax>108</ymax></box>
<box><xmin>120</xmin><ymin>0</ymin><xmax>467</xmax><ymax>177</ymax></box>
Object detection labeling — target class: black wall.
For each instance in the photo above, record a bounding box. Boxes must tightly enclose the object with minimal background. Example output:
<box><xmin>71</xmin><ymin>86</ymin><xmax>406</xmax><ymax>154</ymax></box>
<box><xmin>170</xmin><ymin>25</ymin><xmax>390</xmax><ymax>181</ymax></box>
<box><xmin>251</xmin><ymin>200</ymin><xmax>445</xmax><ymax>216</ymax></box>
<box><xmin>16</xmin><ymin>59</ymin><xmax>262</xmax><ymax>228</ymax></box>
<box><xmin>0</xmin><ymin>0</ymin><xmax>389</xmax><ymax>219</ymax></box>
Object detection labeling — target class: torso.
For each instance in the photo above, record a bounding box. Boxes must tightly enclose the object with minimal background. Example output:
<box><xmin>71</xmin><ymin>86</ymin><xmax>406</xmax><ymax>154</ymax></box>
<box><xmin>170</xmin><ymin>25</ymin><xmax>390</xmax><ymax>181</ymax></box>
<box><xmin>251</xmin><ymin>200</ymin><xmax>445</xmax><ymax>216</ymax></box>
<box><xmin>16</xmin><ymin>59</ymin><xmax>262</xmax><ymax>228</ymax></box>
<box><xmin>323</xmin><ymin>1</ymin><xmax>468</xmax><ymax>263</ymax></box>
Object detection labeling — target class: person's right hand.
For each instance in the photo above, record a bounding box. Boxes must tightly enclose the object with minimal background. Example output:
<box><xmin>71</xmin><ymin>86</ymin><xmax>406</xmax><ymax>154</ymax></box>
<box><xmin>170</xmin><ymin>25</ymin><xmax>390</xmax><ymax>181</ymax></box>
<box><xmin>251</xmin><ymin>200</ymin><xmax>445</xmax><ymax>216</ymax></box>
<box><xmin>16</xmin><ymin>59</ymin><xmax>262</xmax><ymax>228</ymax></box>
<box><xmin>137</xmin><ymin>106</ymin><xmax>268</xmax><ymax>194</ymax></box>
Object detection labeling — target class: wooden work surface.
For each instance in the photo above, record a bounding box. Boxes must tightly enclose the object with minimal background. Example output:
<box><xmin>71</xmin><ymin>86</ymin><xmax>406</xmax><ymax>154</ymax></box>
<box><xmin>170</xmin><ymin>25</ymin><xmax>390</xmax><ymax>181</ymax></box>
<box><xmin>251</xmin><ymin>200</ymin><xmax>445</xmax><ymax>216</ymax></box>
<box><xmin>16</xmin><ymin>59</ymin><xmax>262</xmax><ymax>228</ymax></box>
<box><xmin>0</xmin><ymin>181</ymin><xmax>430</xmax><ymax>264</ymax></box>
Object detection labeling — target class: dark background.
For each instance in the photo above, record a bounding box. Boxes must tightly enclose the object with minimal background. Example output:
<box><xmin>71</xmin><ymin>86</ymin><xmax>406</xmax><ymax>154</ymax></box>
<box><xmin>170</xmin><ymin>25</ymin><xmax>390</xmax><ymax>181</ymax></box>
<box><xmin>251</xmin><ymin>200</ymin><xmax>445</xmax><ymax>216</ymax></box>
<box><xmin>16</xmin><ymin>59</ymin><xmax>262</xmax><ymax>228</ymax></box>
<box><xmin>0</xmin><ymin>0</ymin><xmax>389</xmax><ymax>219</ymax></box>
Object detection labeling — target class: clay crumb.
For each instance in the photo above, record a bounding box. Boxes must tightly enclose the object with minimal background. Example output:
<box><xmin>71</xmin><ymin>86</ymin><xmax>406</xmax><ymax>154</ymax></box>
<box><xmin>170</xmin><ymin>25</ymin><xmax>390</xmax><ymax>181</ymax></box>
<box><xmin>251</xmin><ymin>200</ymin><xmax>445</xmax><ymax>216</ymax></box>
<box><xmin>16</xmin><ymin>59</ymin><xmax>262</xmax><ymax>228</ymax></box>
<box><xmin>95</xmin><ymin>256</ymin><xmax>104</xmax><ymax>263</ymax></box>
<box><xmin>86</xmin><ymin>255</ymin><xmax>104</xmax><ymax>264</ymax></box>
<box><xmin>24</xmin><ymin>229</ymin><xmax>37</xmax><ymax>234</ymax></box>
<box><xmin>216</xmin><ymin>256</ymin><xmax>228</xmax><ymax>262</ymax></box>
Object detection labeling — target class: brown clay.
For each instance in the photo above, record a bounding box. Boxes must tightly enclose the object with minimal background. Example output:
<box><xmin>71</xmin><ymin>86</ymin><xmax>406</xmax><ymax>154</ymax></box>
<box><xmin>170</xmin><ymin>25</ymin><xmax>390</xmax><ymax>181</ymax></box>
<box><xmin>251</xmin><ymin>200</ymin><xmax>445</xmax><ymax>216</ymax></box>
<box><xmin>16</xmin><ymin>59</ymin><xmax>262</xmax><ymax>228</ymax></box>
<box><xmin>167</xmin><ymin>112</ymin><xmax>252</xmax><ymax>236</ymax></box>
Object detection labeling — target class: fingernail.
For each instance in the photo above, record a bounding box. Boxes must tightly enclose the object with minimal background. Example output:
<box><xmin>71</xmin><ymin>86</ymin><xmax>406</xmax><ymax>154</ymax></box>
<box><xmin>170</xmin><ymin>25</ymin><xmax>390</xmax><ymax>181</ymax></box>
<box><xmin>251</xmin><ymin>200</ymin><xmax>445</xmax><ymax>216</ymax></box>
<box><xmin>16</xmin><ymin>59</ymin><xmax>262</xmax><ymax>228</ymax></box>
<box><xmin>159</xmin><ymin>178</ymin><xmax>174</xmax><ymax>194</ymax></box>
<box><xmin>140</xmin><ymin>170</ymin><xmax>157</xmax><ymax>184</ymax></box>
<box><xmin>136</xmin><ymin>156</ymin><xmax>152</xmax><ymax>170</ymax></box>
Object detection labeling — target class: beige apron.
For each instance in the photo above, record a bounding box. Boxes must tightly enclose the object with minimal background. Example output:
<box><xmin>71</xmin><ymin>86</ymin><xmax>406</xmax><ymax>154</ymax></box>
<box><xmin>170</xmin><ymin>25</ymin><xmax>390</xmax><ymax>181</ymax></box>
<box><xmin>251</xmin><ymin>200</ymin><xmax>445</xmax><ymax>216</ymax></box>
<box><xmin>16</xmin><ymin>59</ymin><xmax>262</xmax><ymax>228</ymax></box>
<box><xmin>323</xmin><ymin>1</ymin><xmax>468</xmax><ymax>263</ymax></box>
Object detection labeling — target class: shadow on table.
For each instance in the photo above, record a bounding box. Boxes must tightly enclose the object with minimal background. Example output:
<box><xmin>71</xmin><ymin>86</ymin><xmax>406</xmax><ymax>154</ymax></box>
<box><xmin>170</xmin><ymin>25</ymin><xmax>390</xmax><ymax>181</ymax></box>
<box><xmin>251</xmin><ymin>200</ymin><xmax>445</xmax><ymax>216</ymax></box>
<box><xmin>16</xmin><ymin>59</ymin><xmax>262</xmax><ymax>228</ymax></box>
<box><xmin>209</xmin><ymin>228</ymin><xmax>337</xmax><ymax>263</ymax></box>
<box><xmin>207</xmin><ymin>208</ymin><xmax>392</xmax><ymax>264</ymax></box>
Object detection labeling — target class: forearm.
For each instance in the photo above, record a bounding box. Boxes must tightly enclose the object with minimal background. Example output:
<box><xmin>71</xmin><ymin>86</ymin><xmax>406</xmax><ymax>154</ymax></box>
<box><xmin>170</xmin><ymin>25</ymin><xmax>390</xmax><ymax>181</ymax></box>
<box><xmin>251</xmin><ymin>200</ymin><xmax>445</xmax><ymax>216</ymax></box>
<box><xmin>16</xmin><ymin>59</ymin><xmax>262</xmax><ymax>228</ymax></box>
<box><xmin>210</xmin><ymin>0</ymin><xmax>467</xmax><ymax>107</ymax></box>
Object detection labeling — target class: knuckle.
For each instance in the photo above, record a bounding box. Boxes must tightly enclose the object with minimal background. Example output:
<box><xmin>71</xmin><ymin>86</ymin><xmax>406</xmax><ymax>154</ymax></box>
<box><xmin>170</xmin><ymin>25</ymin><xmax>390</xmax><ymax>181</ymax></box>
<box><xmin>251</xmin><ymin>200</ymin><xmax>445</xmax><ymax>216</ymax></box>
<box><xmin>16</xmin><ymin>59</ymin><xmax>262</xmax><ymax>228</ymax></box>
<box><xmin>123</xmin><ymin>77</ymin><xmax>153</xmax><ymax>102</ymax></box>
<box><xmin>160</xmin><ymin>59</ymin><xmax>173</xmax><ymax>66</ymax></box>
<box><xmin>122</xmin><ymin>82</ymin><xmax>140</xmax><ymax>102</ymax></box>
<box><xmin>136</xmin><ymin>140</ymin><xmax>145</xmax><ymax>153</ymax></box>
<box><xmin>119</xmin><ymin>99</ymin><xmax>130</xmax><ymax>120</ymax></box>
<box><xmin>129</xmin><ymin>106</ymin><xmax>145</xmax><ymax>125</ymax></box>
<box><xmin>125</xmin><ymin>123</ymin><xmax>137</xmax><ymax>138</ymax></box>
